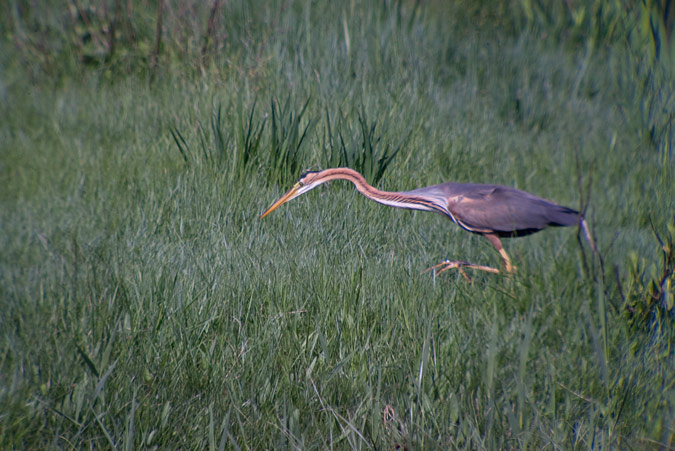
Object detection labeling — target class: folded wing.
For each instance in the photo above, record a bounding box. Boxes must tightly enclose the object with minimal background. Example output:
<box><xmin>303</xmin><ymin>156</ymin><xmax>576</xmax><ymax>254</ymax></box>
<box><xmin>436</xmin><ymin>184</ymin><xmax>580</xmax><ymax>236</ymax></box>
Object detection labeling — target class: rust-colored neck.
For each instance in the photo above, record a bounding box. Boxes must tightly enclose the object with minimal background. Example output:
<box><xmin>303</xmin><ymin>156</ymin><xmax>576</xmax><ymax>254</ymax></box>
<box><xmin>309</xmin><ymin>168</ymin><xmax>451</xmax><ymax>217</ymax></box>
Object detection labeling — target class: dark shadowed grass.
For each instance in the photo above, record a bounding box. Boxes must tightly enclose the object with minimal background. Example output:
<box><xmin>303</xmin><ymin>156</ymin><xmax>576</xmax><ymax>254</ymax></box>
<box><xmin>1</xmin><ymin>1</ymin><xmax>674</xmax><ymax>449</ymax></box>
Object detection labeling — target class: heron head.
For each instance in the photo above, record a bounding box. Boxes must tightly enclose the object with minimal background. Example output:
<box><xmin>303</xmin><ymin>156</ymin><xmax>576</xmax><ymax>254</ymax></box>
<box><xmin>259</xmin><ymin>170</ymin><xmax>327</xmax><ymax>219</ymax></box>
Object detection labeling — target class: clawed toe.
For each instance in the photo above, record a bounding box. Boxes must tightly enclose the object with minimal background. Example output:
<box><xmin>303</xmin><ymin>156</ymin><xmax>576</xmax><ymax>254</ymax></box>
<box><xmin>424</xmin><ymin>260</ymin><xmax>501</xmax><ymax>281</ymax></box>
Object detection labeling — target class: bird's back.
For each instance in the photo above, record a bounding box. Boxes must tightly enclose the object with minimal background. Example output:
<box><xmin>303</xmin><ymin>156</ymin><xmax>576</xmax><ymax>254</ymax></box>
<box><xmin>404</xmin><ymin>182</ymin><xmax>580</xmax><ymax>237</ymax></box>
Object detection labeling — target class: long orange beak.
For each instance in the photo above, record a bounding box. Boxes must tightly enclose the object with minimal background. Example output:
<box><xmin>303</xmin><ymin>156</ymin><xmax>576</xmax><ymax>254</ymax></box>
<box><xmin>260</xmin><ymin>185</ymin><xmax>300</xmax><ymax>219</ymax></box>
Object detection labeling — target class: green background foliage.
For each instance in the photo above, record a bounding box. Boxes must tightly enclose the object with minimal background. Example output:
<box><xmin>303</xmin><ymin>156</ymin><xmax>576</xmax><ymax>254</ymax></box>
<box><xmin>1</xmin><ymin>0</ymin><xmax>674</xmax><ymax>448</ymax></box>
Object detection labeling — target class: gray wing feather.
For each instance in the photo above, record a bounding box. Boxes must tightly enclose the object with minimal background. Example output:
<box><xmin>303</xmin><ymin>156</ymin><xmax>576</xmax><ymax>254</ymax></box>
<box><xmin>407</xmin><ymin>183</ymin><xmax>580</xmax><ymax>235</ymax></box>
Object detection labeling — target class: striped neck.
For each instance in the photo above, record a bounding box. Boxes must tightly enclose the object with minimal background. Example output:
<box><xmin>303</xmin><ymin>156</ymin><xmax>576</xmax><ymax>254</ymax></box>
<box><xmin>308</xmin><ymin>168</ymin><xmax>452</xmax><ymax>218</ymax></box>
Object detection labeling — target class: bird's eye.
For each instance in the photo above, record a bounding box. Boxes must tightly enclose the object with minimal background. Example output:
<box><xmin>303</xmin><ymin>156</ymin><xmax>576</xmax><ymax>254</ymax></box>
<box><xmin>298</xmin><ymin>181</ymin><xmax>305</xmax><ymax>187</ymax></box>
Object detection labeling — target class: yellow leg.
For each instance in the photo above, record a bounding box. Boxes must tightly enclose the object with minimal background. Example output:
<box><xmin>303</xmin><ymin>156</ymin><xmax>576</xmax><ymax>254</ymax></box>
<box><xmin>424</xmin><ymin>233</ymin><xmax>517</xmax><ymax>280</ymax></box>
<box><xmin>424</xmin><ymin>260</ymin><xmax>500</xmax><ymax>282</ymax></box>
<box><xmin>485</xmin><ymin>233</ymin><xmax>517</xmax><ymax>274</ymax></box>
<box><xmin>498</xmin><ymin>248</ymin><xmax>516</xmax><ymax>273</ymax></box>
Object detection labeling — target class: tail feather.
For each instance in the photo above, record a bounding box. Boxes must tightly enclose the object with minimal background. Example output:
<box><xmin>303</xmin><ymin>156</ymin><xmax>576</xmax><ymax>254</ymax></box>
<box><xmin>547</xmin><ymin>205</ymin><xmax>581</xmax><ymax>227</ymax></box>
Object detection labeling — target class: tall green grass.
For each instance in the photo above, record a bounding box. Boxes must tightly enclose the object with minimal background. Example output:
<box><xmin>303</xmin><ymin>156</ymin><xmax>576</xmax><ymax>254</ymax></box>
<box><xmin>1</xmin><ymin>0</ymin><xmax>674</xmax><ymax>448</ymax></box>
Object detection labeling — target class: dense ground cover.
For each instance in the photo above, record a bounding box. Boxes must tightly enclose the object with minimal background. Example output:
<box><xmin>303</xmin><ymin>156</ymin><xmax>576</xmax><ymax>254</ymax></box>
<box><xmin>1</xmin><ymin>1</ymin><xmax>674</xmax><ymax>448</ymax></box>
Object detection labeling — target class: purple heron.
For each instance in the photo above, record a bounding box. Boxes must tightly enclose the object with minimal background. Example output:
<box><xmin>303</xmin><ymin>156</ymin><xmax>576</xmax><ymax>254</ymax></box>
<box><xmin>260</xmin><ymin>168</ymin><xmax>593</xmax><ymax>278</ymax></box>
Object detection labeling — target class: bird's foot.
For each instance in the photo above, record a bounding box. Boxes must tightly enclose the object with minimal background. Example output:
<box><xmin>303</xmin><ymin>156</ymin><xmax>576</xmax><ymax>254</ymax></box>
<box><xmin>424</xmin><ymin>260</ymin><xmax>500</xmax><ymax>282</ymax></box>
